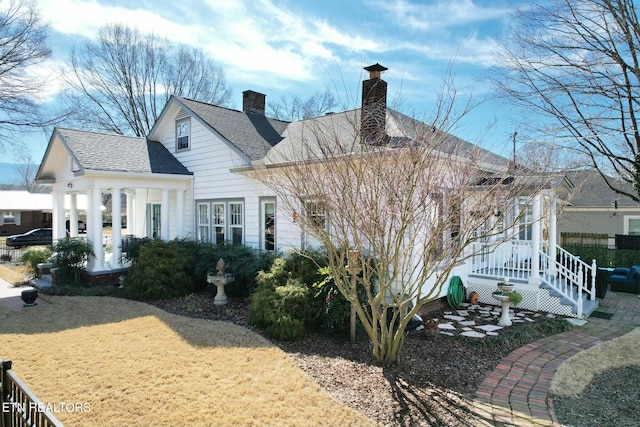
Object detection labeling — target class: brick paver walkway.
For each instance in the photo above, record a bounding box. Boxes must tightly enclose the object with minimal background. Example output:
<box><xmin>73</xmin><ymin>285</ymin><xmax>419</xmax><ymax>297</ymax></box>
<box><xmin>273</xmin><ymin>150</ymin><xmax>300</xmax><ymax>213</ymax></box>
<box><xmin>473</xmin><ymin>290</ymin><xmax>640</xmax><ymax>426</ymax></box>
<box><xmin>0</xmin><ymin>277</ymin><xmax>51</xmax><ymax>310</ymax></box>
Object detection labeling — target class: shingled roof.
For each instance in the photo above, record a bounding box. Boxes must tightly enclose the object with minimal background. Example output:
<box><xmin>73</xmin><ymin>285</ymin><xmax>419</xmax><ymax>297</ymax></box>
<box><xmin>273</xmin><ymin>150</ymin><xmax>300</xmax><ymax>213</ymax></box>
<box><xmin>566</xmin><ymin>169</ymin><xmax>638</xmax><ymax>207</ymax></box>
<box><xmin>53</xmin><ymin>128</ymin><xmax>192</xmax><ymax>175</ymax></box>
<box><xmin>174</xmin><ymin>97</ymin><xmax>289</xmax><ymax>160</ymax></box>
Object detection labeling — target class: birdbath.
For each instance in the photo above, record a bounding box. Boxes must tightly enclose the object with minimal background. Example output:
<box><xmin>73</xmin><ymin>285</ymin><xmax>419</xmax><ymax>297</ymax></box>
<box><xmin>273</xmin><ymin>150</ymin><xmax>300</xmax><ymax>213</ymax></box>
<box><xmin>492</xmin><ymin>293</ymin><xmax>512</xmax><ymax>326</ymax></box>
<box><xmin>207</xmin><ymin>258</ymin><xmax>234</xmax><ymax>305</ymax></box>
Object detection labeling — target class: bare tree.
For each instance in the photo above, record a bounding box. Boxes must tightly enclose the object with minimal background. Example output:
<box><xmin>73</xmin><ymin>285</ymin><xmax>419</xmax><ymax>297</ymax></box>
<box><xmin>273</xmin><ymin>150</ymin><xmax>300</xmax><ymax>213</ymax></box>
<box><xmin>0</xmin><ymin>0</ymin><xmax>57</xmax><ymax>153</ymax></box>
<box><xmin>61</xmin><ymin>24</ymin><xmax>232</xmax><ymax>136</ymax></box>
<box><xmin>267</xmin><ymin>90</ymin><xmax>337</xmax><ymax>121</ymax></box>
<box><xmin>492</xmin><ymin>0</ymin><xmax>640</xmax><ymax>201</ymax></box>
<box><xmin>255</xmin><ymin>77</ymin><xmax>547</xmax><ymax>366</ymax></box>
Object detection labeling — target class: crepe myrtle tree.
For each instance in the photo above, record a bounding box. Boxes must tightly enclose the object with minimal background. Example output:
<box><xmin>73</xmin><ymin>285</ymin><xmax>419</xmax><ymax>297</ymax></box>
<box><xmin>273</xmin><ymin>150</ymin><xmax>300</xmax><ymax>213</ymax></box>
<box><xmin>256</xmin><ymin>83</ymin><xmax>547</xmax><ymax>366</ymax></box>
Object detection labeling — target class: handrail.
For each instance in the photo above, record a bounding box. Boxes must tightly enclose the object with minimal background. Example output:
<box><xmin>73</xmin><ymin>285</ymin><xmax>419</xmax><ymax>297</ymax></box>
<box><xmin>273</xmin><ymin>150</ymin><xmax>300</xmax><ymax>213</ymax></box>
<box><xmin>1</xmin><ymin>360</ymin><xmax>64</xmax><ymax>427</ymax></box>
<box><xmin>540</xmin><ymin>246</ymin><xmax>596</xmax><ymax>318</ymax></box>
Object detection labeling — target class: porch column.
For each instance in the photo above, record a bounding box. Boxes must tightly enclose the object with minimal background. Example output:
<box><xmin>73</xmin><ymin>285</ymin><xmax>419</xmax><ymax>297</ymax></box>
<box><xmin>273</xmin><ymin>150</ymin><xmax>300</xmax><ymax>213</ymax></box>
<box><xmin>161</xmin><ymin>189</ymin><xmax>169</xmax><ymax>241</ymax></box>
<box><xmin>111</xmin><ymin>187</ymin><xmax>122</xmax><ymax>268</ymax></box>
<box><xmin>88</xmin><ymin>187</ymin><xmax>104</xmax><ymax>272</ymax></box>
<box><xmin>69</xmin><ymin>193</ymin><xmax>79</xmax><ymax>237</ymax></box>
<box><xmin>529</xmin><ymin>194</ymin><xmax>542</xmax><ymax>285</ymax></box>
<box><xmin>126</xmin><ymin>191</ymin><xmax>135</xmax><ymax>235</ymax></box>
<box><xmin>176</xmin><ymin>189</ymin><xmax>185</xmax><ymax>238</ymax></box>
<box><xmin>52</xmin><ymin>191</ymin><xmax>66</xmax><ymax>242</ymax></box>
<box><xmin>548</xmin><ymin>197</ymin><xmax>557</xmax><ymax>275</ymax></box>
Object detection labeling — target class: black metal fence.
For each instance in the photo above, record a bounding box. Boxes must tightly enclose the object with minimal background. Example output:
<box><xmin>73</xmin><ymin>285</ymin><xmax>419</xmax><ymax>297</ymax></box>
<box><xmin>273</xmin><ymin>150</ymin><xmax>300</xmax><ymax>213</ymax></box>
<box><xmin>1</xmin><ymin>360</ymin><xmax>63</xmax><ymax>427</ymax></box>
<box><xmin>0</xmin><ymin>242</ymin><xmax>21</xmax><ymax>265</ymax></box>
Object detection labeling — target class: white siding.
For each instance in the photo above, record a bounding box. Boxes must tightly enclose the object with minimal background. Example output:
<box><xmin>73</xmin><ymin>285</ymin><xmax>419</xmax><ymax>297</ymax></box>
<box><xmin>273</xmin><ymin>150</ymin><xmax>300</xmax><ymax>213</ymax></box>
<box><xmin>153</xmin><ymin>102</ymin><xmax>302</xmax><ymax>251</ymax></box>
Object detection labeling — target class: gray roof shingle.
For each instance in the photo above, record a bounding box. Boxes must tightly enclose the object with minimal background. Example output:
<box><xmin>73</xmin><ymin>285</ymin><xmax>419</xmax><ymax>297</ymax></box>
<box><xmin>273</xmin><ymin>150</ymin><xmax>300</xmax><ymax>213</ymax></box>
<box><xmin>175</xmin><ymin>97</ymin><xmax>289</xmax><ymax>160</ymax></box>
<box><xmin>56</xmin><ymin>128</ymin><xmax>192</xmax><ymax>175</ymax></box>
<box><xmin>567</xmin><ymin>170</ymin><xmax>637</xmax><ymax>207</ymax></box>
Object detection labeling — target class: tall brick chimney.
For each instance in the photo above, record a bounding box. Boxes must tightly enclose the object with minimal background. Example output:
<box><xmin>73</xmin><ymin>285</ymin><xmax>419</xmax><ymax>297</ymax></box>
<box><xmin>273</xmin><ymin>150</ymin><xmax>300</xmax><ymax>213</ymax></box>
<box><xmin>361</xmin><ymin>63</ymin><xmax>388</xmax><ymax>145</ymax></box>
<box><xmin>243</xmin><ymin>90</ymin><xmax>266</xmax><ymax>114</ymax></box>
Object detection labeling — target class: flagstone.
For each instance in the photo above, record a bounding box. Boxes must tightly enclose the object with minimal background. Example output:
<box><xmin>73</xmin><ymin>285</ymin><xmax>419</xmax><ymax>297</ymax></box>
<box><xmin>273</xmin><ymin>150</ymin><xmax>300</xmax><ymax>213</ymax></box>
<box><xmin>459</xmin><ymin>320</ymin><xmax>476</xmax><ymax>327</ymax></box>
<box><xmin>443</xmin><ymin>314</ymin><xmax>466</xmax><ymax>322</ymax></box>
<box><xmin>438</xmin><ymin>323</ymin><xmax>457</xmax><ymax>330</ymax></box>
<box><xmin>460</xmin><ymin>331</ymin><xmax>486</xmax><ymax>338</ymax></box>
<box><xmin>476</xmin><ymin>324</ymin><xmax>504</xmax><ymax>332</ymax></box>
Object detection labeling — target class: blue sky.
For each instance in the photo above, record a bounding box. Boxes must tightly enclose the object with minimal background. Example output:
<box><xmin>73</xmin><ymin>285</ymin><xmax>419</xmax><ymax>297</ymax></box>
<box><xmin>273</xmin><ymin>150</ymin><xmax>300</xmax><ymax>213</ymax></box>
<box><xmin>11</xmin><ymin>0</ymin><xmax>521</xmax><ymax>163</ymax></box>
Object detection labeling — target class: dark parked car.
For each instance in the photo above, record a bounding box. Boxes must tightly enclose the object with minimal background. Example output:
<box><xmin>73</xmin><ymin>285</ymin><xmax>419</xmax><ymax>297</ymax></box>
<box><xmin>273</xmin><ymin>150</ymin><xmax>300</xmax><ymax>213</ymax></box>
<box><xmin>6</xmin><ymin>228</ymin><xmax>53</xmax><ymax>248</ymax></box>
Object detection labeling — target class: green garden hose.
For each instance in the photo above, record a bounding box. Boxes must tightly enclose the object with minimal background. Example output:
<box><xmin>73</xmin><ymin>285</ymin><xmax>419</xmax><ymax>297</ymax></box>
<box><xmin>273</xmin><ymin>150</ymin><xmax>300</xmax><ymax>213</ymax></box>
<box><xmin>447</xmin><ymin>275</ymin><xmax>464</xmax><ymax>309</ymax></box>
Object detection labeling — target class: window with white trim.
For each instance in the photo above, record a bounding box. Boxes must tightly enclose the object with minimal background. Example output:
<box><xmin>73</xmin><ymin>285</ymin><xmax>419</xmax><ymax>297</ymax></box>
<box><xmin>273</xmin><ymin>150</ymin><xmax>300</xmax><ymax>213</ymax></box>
<box><xmin>261</xmin><ymin>199</ymin><xmax>276</xmax><ymax>251</ymax></box>
<box><xmin>213</xmin><ymin>203</ymin><xmax>225</xmax><ymax>244</ymax></box>
<box><xmin>2</xmin><ymin>211</ymin><xmax>19</xmax><ymax>225</ymax></box>
<box><xmin>625</xmin><ymin>215</ymin><xmax>640</xmax><ymax>236</ymax></box>
<box><xmin>516</xmin><ymin>199</ymin><xmax>533</xmax><ymax>241</ymax></box>
<box><xmin>303</xmin><ymin>200</ymin><xmax>327</xmax><ymax>249</ymax></box>
<box><xmin>176</xmin><ymin>118</ymin><xmax>190</xmax><ymax>151</ymax></box>
<box><xmin>196</xmin><ymin>200</ymin><xmax>244</xmax><ymax>245</ymax></box>
<box><xmin>197</xmin><ymin>203</ymin><xmax>210</xmax><ymax>243</ymax></box>
<box><xmin>229</xmin><ymin>202</ymin><xmax>243</xmax><ymax>245</ymax></box>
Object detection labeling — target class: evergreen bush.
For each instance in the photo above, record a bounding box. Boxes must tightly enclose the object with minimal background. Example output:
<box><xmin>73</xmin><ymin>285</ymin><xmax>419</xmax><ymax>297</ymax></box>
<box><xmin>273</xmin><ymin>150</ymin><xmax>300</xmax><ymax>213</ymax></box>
<box><xmin>124</xmin><ymin>240</ymin><xmax>197</xmax><ymax>300</ymax></box>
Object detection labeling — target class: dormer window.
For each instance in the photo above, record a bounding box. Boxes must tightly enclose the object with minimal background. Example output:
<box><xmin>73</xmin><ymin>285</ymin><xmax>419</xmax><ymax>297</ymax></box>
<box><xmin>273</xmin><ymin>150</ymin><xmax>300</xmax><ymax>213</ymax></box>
<box><xmin>176</xmin><ymin>119</ymin><xmax>190</xmax><ymax>151</ymax></box>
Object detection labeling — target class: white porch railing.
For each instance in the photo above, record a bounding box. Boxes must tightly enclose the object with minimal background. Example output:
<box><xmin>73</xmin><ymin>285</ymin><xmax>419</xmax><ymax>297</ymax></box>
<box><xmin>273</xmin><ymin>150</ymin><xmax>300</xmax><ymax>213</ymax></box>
<box><xmin>470</xmin><ymin>240</ymin><xmax>597</xmax><ymax>318</ymax></box>
<box><xmin>540</xmin><ymin>246</ymin><xmax>596</xmax><ymax>318</ymax></box>
<box><xmin>470</xmin><ymin>240</ymin><xmax>533</xmax><ymax>280</ymax></box>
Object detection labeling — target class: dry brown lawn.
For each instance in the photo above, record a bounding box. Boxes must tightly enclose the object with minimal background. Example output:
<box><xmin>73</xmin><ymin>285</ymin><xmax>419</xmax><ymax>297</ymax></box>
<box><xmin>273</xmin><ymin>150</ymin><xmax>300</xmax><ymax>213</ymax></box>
<box><xmin>0</xmin><ymin>297</ymin><xmax>376</xmax><ymax>427</ymax></box>
<box><xmin>550</xmin><ymin>326</ymin><xmax>640</xmax><ymax>398</ymax></box>
<box><xmin>0</xmin><ymin>264</ymin><xmax>28</xmax><ymax>285</ymax></box>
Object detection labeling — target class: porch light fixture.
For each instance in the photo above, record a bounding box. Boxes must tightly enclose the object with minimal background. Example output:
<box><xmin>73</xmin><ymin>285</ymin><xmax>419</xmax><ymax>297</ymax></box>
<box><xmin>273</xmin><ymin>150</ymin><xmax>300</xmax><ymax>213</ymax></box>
<box><xmin>67</xmin><ymin>183</ymin><xmax>72</xmax><ymax>188</ymax></box>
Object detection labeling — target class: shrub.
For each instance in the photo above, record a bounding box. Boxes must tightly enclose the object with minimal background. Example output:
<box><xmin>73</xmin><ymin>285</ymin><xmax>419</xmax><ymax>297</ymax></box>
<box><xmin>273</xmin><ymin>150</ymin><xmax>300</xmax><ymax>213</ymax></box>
<box><xmin>248</xmin><ymin>251</ymin><xmax>360</xmax><ymax>339</ymax></box>
<box><xmin>51</xmin><ymin>238</ymin><xmax>94</xmax><ymax>285</ymax></box>
<box><xmin>125</xmin><ymin>240</ymin><xmax>197</xmax><ymax>300</ymax></box>
<box><xmin>248</xmin><ymin>275</ymin><xmax>313</xmax><ymax>341</ymax></box>
<box><xmin>312</xmin><ymin>268</ymin><xmax>360</xmax><ymax>335</ymax></box>
<box><xmin>122</xmin><ymin>237</ymin><xmax>152</xmax><ymax>265</ymax></box>
<box><xmin>20</xmin><ymin>248</ymin><xmax>52</xmax><ymax>279</ymax></box>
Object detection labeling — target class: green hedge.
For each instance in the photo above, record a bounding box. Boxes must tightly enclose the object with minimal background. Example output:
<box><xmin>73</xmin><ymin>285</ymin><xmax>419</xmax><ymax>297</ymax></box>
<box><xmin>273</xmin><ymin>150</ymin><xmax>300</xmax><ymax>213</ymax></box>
<box><xmin>563</xmin><ymin>245</ymin><xmax>639</xmax><ymax>269</ymax></box>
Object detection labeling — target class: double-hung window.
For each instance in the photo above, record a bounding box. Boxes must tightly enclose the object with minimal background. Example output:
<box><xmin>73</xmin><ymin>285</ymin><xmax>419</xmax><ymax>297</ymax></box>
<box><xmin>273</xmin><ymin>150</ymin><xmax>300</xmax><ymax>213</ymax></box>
<box><xmin>197</xmin><ymin>203</ymin><xmax>210</xmax><ymax>243</ymax></box>
<box><xmin>196</xmin><ymin>200</ymin><xmax>244</xmax><ymax>245</ymax></box>
<box><xmin>176</xmin><ymin>119</ymin><xmax>190</xmax><ymax>151</ymax></box>
<box><xmin>303</xmin><ymin>200</ymin><xmax>327</xmax><ymax>249</ymax></box>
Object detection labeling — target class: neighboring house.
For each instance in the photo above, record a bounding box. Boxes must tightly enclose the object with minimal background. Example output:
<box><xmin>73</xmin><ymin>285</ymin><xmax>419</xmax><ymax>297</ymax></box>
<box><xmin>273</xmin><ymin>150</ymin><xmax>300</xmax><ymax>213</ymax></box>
<box><xmin>0</xmin><ymin>191</ymin><xmax>52</xmax><ymax>236</ymax></box>
<box><xmin>0</xmin><ymin>191</ymin><xmax>89</xmax><ymax>236</ymax></box>
<box><xmin>35</xmin><ymin>64</ymin><xmax>598</xmax><ymax>318</ymax></box>
<box><xmin>559</xmin><ymin>170</ymin><xmax>640</xmax><ymax>247</ymax></box>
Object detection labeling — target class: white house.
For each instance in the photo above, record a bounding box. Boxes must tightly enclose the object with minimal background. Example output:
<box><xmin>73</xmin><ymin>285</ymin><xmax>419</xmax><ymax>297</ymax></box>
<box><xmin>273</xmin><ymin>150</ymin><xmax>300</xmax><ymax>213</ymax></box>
<box><xmin>35</xmin><ymin>64</ymin><xmax>599</xmax><ymax>318</ymax></box>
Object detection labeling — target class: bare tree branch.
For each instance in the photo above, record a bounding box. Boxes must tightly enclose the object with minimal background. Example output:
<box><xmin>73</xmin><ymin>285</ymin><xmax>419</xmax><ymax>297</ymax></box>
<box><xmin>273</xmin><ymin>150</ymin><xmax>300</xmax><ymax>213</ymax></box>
<box><xmin>0</xmin><ymin>0</ymin><xmax>60</xmax><ymax>153</ymax></box>
<box><xmin>492</xmin><ymin>0</ymin><xmax>640</xmax><ymax>201</ymax></box>
<box><xmin>61</xmin><ymin>24</ymin><xmax>232</xmax><ymax>137</ymax></box>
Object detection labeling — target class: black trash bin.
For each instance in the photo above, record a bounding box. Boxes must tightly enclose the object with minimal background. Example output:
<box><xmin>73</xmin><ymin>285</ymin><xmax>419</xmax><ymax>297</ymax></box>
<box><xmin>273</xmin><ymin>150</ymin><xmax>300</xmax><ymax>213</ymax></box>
<box><xmin>595</xmin><ymin>268</ymin><xmax>612</xmax><ymax>299</ymax></box>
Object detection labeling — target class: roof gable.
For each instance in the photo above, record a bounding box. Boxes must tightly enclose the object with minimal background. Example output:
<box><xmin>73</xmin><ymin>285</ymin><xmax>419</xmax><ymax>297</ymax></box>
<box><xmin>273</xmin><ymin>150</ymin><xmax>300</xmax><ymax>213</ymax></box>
<box><xmin>168</xmin><ymin>96</ymin><xmax>289</xmax><ymax>161</ymax></box>
<box><xmin>37</xmin><ymin>128</ymin><xmax>192</xmax><ymax>179</ymax></box>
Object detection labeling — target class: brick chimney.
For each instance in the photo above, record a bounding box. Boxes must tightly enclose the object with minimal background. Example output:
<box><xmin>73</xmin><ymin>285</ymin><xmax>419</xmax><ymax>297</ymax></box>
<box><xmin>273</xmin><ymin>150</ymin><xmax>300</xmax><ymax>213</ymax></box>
<box><xmin>361</xmin><ymin>63</ymin><xmax>388</xmax><ymax>145</ymax></box>
<box><xmin>243</xmin><ymin>90</ymin><xmax>266</xmax><ymax>114</ymax></box>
